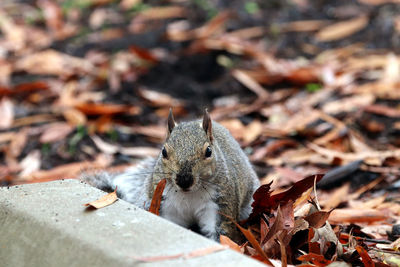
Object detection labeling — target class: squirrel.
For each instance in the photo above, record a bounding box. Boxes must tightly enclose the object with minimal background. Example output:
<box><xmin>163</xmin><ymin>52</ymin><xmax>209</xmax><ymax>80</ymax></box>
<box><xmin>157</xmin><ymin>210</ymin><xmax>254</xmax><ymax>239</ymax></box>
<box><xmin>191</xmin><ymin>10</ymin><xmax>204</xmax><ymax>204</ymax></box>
<box><xmin>83</xmin><ymin>110</ymin><xmax>260</xmax><ymax>243</ymax></box>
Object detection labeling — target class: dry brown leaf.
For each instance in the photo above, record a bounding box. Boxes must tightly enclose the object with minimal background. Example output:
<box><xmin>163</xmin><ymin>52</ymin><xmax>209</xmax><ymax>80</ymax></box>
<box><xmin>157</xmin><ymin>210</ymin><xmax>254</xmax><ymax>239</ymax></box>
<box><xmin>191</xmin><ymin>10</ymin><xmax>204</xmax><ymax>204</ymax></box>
<box><xmin>149</xmin><ymin>179</ymin><xmax>166</xmax><ymax>215</ymax></box>
<box><xmin>119</xmin><ymin>147</ymin><xmax>160</xmax><ymax>158</ymax></box>
<box><xmin>39</xmin><ymin>123</ymin><xmax>74</xmax><ymax>143</ymax></box>
<box><xmin>24</xmin><ymin>154</ymin><xmax>112</xmax><ymax>182</ymax></box>
<box><xmin>0</xmin><ymin>98</ymin><xmax>14</xmax><ymax>129</ymax></box>
<box><xmin>308</xmin><ymin>142</ymin><xmax>400</xmax><ymax>165</ymax></box>
<box><xmin>7</xmin><ymin>129</ymin><xmax>28</xmax><ymax>159</ymax></box>
<box><xmin>12</xmin><ymin>114</ymin><xmax>58</xmax><ymax>128</ymax></box>
<box><xmin>364</xmin><ymin>104</ymin><xmax>400</xmax><ymax>118</ymax></box>
<box><xmin>120</xmin><ymin>0</ymin><xmax>142</xmax><ymax>10</ymax></box>
<box><xmin>19</xmin><ymin>150</ymin><xmax>41</xmax><ymax>179</ymax></box>
<box><xmin>37</xmin><ymin>0</ymin><xmax>64</xmax><ymax>34</ymax></box>
<box><xmin>63</xmin><ymin>108</ymin><xmax>88</xmax><ymax>126</ymax></box>
<box><xmin>234</xmin><ymin>222</ymin><xmax>274</xmax><ymax>266</ymax></box>
<box><xmin>280</xmin><ymin>20</ymin><xmax>330</xmax><ymax>32</ymax></box>
<box><xmin>349</xmin><ymin>176</ymin><xmax>385</xmax><ymax>200</ymax></box>
<box><xmin>315</xmin><ymin>15</ymin><xmax>368</xmax><ymax>42</ymax></box>
<box><xmin>242</xmin><ymin>120</ymin><xmax>263</xmax><ymax>144</ymax></box>
<box><xmin>126</xmin><ymin>125</ymin><xmax>166</xmax><ymax>141</ymax></box>
<box><xmin>14</xmin><ymin>50</ymin><xmax>94</xmax><ymax>76</ymax></box>
<box><xmin>137</xmin><ymin>88</ymin><xmax>184</xmax><ymax>107</ymax></box>
<box><xmin>328</xmin><ymin>208</ymin><xmax>389</xmax><ymax>224</ymax></box>
<box><xmin>321</xmin><ymin>183</ymin><xmax>350</xmax><ymax>210</ymax></box>
<box><xmin>84</xmin><ymin>187</ymin><xmax>118</xmax><ymax>209</ymax></box>
<box><xmin>0</xmin><ymin>60</ymin><xmax>12</xmax><ymax>86</ymax></box>
<box><xmin>225</xmin><ymin>26</ymin><xmax>265</xmax><ymax>39</ymax></box>
<box><xmin>0</xmin><ymin>132</ymin><xmax>14</xmax><ymax>144</ymax></box>
<box><xmin>137</xmin><ymin>6</ymin><xmax>186</xmax><ymax>21</ymax></box>
<box><xmin>219</xmin><ymin>119</ymin><xmax>245</xmax><ymax>140</ymax></box>
<box><xmin>350</xmin><ymin>195</ymin><xmax>386</xmax><ymax>209</ymax></box>
<box><xmin>0</xmin><ymin>11</ymin><xmax>27</xmax><ymax>51</ymax></box>
<box><xmin>381</xmin><ymin>53</ymin><xmax>400</xmax><ymax>83</ymax></box>
<box><xmin>75</xmin><ymin>102</ymin><xmax>141</xmax><ymax>116</ymax></box>
<box><xmin>232</xmin><ymin>69</ymin><xmax>270</xmax><ymax>99</ymax></box>
<box><xmin>220</xmin><ymin>235</ymin><xmax>242</xmax><ymax>253</ymax></box>
<box><xmin>91</xmin><ymin>135</ymin><xmax>159</xmax><ymax>157</ymax></box>
<box><xmin>322</xmin><ymin>94</ymin><xmax>375</xmax><ymax>114</ymax></box>
<box><xmin>358</xmin><ymin>0</ymin><xmax>400</xmax><ymax>4</ymax></box>
<box><xmin>91</xmin><ymin>135</ymin><xmax>119</xmax><ymax>154</ymax></box>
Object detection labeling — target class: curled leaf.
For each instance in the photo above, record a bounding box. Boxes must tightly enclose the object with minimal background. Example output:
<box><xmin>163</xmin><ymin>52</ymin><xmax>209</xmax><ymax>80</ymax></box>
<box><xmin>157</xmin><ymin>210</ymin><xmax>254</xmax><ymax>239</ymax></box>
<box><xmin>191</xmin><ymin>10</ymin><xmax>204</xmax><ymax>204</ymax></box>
<box><xmin>84</xmin><ymin>187</ymin><xmax>118</xmax><ymax>209</ymax></box>
<box><xmin>149</xmin><ymin>179</ymin><xmax>166</xmax><ymax>215</ymax></box>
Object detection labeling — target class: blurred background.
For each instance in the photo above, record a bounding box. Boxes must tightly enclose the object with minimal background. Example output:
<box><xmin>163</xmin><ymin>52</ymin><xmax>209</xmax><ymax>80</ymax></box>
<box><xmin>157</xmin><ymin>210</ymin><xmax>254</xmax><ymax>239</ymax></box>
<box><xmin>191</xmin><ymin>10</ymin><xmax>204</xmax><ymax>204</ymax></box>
<box><xmin>0</xmin><ymin>0</ymin><xmax>399</xmax><ymax>195</ymax></box>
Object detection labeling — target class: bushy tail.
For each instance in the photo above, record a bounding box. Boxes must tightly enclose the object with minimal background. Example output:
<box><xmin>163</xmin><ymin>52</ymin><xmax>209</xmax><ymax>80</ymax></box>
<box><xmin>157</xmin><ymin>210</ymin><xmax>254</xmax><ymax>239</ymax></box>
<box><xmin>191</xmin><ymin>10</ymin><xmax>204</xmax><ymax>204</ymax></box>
<box><xmin>81</xmin><ymin>157</ymin><xmax>156</xmax><ymax>209</ymax></box>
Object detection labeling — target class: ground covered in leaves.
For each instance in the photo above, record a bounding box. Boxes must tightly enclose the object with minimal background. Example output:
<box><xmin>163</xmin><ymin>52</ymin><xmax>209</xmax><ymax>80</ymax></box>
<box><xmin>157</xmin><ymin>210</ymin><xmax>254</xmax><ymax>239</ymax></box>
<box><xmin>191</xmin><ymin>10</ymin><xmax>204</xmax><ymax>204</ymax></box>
<box><xmin>1</xmin><ymin>0</ymin><xmax>400</xmax><ymax>266</ymax></box>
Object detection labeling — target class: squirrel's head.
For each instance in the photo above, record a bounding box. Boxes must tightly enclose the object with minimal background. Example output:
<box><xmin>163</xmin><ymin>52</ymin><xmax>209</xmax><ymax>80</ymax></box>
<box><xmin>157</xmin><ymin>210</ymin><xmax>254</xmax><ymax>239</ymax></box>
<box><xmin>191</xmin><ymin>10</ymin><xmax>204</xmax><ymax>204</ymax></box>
<box><xmin>159</xmin><ymin>109</ymin><xmax>217</xmax><ymax>192</ymax></box>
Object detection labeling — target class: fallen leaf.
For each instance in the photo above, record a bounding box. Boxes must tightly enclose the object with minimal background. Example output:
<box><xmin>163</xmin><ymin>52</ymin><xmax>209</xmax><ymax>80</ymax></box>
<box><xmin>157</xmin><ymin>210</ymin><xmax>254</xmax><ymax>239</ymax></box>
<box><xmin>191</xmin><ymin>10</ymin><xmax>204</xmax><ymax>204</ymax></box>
<box><xmin>233</xmin><ymin>222</ymin><xmax>275</xmax><ymax>266</ymax></box>
<box><xmin>315</xmin><ymin>15</ymin><xmax>368</xmax><ymax>42</ymax></box>
<box><xmin>84</xmin><ymin>187</ymin><xmax>118</xmax><ymax>209</ymax></box>
<box><xmin>220</xmin><ymin>235</ymin><xmax>242</xmax><ymax>253</ymax></box>
<box><xmin>355</xmin><ymin>245</ymin><xmax>374</xmax><ymax>267</ymax></box>
<box><xmin>19</xmin><ymin>150</ymin><xmax>41</xmax><ymax>179</ymax></box>
<box><xmin>0</xmin><ymin>98</ymin><xmax>14</xmax><ymax>129</ymax></box>
<box><xmin>321</xmin><ymin>183</ymin><xmax>350</xmax><ymax>210</ymax></box>
<box><xmin>0</xmin><ymin>81</ymin><xmax>49</xmax><ymax>97</ymax></box>
<box><xmin>129</xmin><ymin>46</ymin><xmax>158</xmax><ymax>63</ymax></box>
<box><xmin>328</xmin><ymin>208</ymin><xmax>389</xmax><ymax>224</ymax></box>
<box><xmin>91</xmin><ymin>135</ymin><xmax>160</xmax><ymax>157</ymax></box>
<box><xmin>247</xmin><ymin>174</ymin><xmax>324</xmax><ymax>224</ymax></box>
<box><xmin>232</xmin><ymin>69</ymin><xmax>270</xmax><ymax>99</ymax></box>
<box><xmin>14</xmin><ymin>50</ymin><xmax>94</xmax><ymax>76</ymax></box>
<box><xmin>137</xmin><ymin>6</ymin><xmax>186</xmax><ymax>21</ymax></box>
<box><xmin>242</xmin><ymin>120</ymin><xmax>263</xmax><ymax>144</ymax></box>
<box><xmin>63</xmin><ymin>108</ymin><xmax>87</xmax><ymax>126</ymax></box>
<box><xmin>39</xmin><ymin>123</ymin><xmax>74</xmax><ymax>143</ymax></box>
<box><xmin>138</xmin><ymin>88</ymin><xmax>183</xmax><ymax>107</ymax></box>
<box><xmin>358</xmin><ymin>0</ymin><xmax>400</xmax><ymax>5</ymax></box>
<box><xmin>297</xmin><ymin>253</ymin><xmax>332</xmax><ymax>265</ymax></box>
<box><xmin>23</xmin><ymin>154</ymin><xmax>112</xmax><ymax>183</ymax></box>
<box><xmin>364</xmin><ymin>104</ymin><xmax>400</xmax><ymax>118</ymax></box>
<box><xmin>75</xmin><ymin>102</ymin><xmax>141</xmax><ymax>116</ymax></box>
<box><xmin>304</xmin><ymin>210</ymin><xmax>333</xmax><ymax>229</ymax></box>
<box><xmin>280</xmin><ymin>20</ymin><xmax>330</xmax><ymax>32</ymax></box>
<box><xmin>149</xmin><ymin>179</ymin><xmax>166</xmax><ymax>215</ymax></box>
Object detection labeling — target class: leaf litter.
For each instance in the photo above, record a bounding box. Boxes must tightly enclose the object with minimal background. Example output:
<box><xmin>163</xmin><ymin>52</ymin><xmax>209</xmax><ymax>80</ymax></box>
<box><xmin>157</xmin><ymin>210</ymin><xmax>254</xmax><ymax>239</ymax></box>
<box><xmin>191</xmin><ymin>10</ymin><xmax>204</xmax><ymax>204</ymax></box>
<box><xmin>1</xmin><ymin>0</ymin><xmax>400</xmax><ymax>265</ymax></box>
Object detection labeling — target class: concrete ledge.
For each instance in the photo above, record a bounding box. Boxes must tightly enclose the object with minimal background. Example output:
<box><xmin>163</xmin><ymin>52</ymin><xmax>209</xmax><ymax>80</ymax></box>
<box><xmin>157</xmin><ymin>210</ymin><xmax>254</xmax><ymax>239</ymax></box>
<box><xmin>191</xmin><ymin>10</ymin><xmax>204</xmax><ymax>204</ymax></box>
<box><xmin>0</xmin><ymin>179</ymin><xmax>263</xmax><ymax>267</ymax></box>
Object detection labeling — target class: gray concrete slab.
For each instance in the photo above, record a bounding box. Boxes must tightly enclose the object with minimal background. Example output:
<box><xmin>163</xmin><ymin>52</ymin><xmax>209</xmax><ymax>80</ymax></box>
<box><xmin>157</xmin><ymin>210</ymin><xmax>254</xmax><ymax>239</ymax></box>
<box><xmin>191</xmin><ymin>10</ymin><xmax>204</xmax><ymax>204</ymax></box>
<box><xmin>0</xmin><ymin>179</ymin><xmax>265</xmax><ymax>267</ymax></box>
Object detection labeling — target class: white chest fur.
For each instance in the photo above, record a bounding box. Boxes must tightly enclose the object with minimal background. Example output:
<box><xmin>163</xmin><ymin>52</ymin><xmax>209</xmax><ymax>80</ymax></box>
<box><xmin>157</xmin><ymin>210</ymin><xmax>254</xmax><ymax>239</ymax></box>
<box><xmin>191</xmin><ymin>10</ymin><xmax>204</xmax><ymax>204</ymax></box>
<box><xmin>160</xmin><ymin>184</ymin><xmax>219</xmax><ymax>239</ymax></box>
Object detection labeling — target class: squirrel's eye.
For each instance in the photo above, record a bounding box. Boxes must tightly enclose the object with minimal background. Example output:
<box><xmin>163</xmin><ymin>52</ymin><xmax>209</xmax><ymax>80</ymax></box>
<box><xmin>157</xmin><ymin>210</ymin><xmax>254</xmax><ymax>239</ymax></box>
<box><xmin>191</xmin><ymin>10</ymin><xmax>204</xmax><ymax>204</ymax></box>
<box><xmin>205</xmin><ymin>146</ymin><xmax>212</xmax><ymax>158</ymax></box>
<box><xmin>162</xmin><ymin>147</ymin><xmax>168</xmax><ymax>158</ymax></box>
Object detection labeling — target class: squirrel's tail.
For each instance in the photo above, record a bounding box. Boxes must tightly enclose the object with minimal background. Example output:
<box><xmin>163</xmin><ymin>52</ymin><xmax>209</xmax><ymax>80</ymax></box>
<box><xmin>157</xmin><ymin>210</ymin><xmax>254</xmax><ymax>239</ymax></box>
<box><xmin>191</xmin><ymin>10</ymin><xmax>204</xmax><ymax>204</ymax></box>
<box><xmin>81</xmin><ymin>157</ymin><xmax>156</xmax><ymax>209</ymax></box>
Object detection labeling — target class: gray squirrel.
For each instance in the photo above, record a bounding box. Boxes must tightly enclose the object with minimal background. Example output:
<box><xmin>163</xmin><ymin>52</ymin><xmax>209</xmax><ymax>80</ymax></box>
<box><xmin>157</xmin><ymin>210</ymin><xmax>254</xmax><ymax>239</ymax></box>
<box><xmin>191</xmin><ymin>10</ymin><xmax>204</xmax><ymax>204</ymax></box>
<box><xmin>83</xmin><ymin>110</ymin><xmax>260</xmax><ymax>242</ymax></box>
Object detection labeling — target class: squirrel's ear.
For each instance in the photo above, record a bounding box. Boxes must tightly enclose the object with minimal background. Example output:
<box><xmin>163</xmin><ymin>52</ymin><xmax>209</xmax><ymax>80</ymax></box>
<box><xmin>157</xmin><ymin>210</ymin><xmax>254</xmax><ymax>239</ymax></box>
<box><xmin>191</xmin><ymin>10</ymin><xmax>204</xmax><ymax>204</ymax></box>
<box><xmin>167</xmin><ymin>108</ymin><xmax>176</xmax><ymax>137</ymax></box>
<box><xmin>202</xmin><ymin>109</ymin><xmax>213</xmax><ymax>142</ymax></box>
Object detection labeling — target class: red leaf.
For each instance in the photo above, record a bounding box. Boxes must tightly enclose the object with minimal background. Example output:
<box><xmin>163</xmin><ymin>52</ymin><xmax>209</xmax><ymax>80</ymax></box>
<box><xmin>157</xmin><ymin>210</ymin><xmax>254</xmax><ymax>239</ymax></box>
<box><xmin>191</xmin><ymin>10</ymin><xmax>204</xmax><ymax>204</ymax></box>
<box><xmin>297</xmin><ymin>253</ymin><xmax>332</xmax><ymax>266</ymax></box>
<box><xmin>247</xmin><ymin>174</ymin><xmax>324</xmax><ymax>224</ymax></box>
<box><xmin>355</xmin><ymin>245</ymin><xmax>374</xmax><ymax>267</ymax></box>
<box><xmin>75</xmin><ymin>103</ymin><xmax>141</xmax><ymax>116</ymax></box>
<box><xmin>129</xmin><ymin>45</ymin><xmax>158</xmax><ymax>63</ymax></box>
<box><xmin>304</xmin><ymin>210</ymin><xmax>333</xmax><ymax>229</ymax></box>
<box><xmin>233</xmin><ymin>221</ymin><xmax>275</xmax><ymax>266</ymax></box>
<box><xmin>308</xmin><ymin>228</ymin><xmax>321</xmax><ymax>254</ymax></box>
<box><xmin>149</xmin><ymin>179</ymin><xmax>166</xmax><ymax>215</ymax></box>
<box><xmin>0</xmin><ymin>81</ymin><xmax>48</xmax><ymax>97</ymax></box>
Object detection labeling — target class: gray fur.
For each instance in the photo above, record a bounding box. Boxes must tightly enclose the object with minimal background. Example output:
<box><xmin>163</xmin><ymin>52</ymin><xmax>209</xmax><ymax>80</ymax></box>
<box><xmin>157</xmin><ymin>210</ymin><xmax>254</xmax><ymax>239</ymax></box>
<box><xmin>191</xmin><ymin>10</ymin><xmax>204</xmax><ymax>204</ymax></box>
<box><xmin>83</xmin><ymin>117</ymin><xmax>260</xmax><ymax>243</ymax></box>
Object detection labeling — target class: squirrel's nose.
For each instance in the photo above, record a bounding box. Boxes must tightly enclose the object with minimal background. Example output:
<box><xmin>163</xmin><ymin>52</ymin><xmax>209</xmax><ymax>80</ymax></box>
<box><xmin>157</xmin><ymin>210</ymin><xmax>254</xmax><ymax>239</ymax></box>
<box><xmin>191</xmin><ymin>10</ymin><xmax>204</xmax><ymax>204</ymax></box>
<box><xmin>176</xmin><ymin>174</ymin><xmax>193</xmax><ymax>190</ymax></box>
